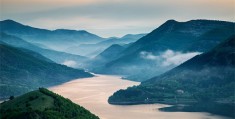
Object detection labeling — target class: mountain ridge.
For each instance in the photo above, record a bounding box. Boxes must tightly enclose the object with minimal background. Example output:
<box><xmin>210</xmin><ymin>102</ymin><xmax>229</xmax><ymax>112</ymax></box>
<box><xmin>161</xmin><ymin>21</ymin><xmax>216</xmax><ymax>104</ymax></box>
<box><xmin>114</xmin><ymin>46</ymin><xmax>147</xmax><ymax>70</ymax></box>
<box><xmin>108</xmin><ymin>35</ymin><xmax>235</xmax><ymax>104</ymax></box>
<box><xmin>0</xmin><ymin>44</ymin><xmax>93</xmax><ymax>98</ymax></box>
<box><xmin>0</xmin><ymin>19</ymin><xmax>104</xmax><ymax>50</ymax></box>
<box><xmin>0</xmin><ymin>32</ymin><xmax>88</xmax><ymax>68</ymax></box>
<box><xmin>94</xmin><ymin>19</ymin><xmax>235</xmax><ymax>81</ymax></box>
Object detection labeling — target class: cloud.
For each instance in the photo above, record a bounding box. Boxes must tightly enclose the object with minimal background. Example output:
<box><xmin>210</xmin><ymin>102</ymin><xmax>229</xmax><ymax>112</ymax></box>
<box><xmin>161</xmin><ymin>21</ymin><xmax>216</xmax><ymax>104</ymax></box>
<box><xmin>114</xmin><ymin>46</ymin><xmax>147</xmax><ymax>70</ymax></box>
<box><xmin>1</xmin><ymin>0</ymin><xmax>234</xmax><ymax>37</ymax></box>
<box><xmin>161</xmin><ymin>50</ymin><xmax>201</xmax><ymax>66</ymax></box>
<box><xmin>140</xmin><ymin>50</ymin><xmax>201</xmax><ymax>67</ymax></box>
<box><xmin>62</xmin><ymin>60</ymin><xmax>77</xmax><ymax>68</ymax></box>
<box><xmin>140</xmin><ymin>51</ymin><xmax>159</xmax><ymax>60</ymax></box>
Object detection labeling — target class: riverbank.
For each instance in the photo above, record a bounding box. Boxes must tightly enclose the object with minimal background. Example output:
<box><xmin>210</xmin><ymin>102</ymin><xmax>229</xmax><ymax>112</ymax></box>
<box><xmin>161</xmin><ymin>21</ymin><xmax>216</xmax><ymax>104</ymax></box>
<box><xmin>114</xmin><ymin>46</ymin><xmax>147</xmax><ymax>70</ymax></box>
<box><xmin>49</xmin><ymin>74</ymin><xmax>231</xmax><ymax>119</ymax></box>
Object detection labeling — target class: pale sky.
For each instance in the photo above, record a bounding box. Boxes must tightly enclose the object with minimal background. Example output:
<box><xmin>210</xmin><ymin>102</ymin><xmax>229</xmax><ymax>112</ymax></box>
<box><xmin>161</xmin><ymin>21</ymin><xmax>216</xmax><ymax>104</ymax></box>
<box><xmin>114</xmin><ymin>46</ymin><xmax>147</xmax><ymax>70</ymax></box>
<box><xmin>0</xmin><ymin>0</ymin><xmax>234</xmax><ymax>37</ymax></box>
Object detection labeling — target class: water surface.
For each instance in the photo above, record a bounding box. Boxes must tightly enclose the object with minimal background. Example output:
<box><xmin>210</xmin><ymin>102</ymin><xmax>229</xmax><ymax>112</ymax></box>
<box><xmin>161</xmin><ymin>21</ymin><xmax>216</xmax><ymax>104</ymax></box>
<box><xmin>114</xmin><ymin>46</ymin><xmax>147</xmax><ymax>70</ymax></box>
<box><xmin>49</xmin><ymin>74</ymin><xmax>231</xmax><ymax>119</ymax></box>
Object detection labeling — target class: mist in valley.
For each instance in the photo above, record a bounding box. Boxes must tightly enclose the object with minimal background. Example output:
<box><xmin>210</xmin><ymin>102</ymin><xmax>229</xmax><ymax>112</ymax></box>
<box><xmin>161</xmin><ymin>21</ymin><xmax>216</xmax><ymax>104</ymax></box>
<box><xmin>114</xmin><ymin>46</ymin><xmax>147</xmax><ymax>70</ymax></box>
<box><xmin>0</xmin><ymin>1</ymin><xmax>235</xmax><ymax>119</ymax></box>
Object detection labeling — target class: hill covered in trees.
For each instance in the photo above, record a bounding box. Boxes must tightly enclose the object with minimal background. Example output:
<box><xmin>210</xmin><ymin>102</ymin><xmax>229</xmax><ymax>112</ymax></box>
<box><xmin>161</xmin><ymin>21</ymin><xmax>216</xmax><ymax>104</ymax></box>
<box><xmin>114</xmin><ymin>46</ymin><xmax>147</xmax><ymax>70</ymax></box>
<box><xmin>94</xmin><ymin>20</ymin><xmax>235</xmax><ymax>81</ymax></box>
<box><xmin>0</xmin><ymin>88</ymin><xmax>99</xmax><ymax>119</ymax></box>
<box><xmin>108</xmin><ymin>35</ymin><xmax>235</xmax><ymax>104</ymax></box>
<box><xmin>0</xmin><ymin>44</ymin><xmax>93</xmax><ymax>99</ymax></box>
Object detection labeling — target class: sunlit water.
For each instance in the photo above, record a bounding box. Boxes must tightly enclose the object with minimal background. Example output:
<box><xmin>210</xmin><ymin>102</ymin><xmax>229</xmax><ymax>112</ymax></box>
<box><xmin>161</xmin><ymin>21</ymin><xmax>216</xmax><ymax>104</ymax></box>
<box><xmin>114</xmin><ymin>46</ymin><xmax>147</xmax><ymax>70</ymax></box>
<box><xmin>49</xmin><ymin>74</ymin><xmax>231</xmax><ymax>119</ymax></box>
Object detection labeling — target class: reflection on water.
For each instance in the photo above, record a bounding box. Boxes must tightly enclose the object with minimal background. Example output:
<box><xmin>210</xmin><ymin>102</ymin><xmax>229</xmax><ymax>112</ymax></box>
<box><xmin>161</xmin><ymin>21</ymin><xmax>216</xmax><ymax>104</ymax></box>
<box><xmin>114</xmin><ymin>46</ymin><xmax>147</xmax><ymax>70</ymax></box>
<box><xmin>159</xmin><ymin>102</ymin><xmax>235</xmax><ymax>118</ymax></box>
<box><xmin>50</xmin><ymin>74</ymin><xmax>232</xmax><ymax>119</ymax></box>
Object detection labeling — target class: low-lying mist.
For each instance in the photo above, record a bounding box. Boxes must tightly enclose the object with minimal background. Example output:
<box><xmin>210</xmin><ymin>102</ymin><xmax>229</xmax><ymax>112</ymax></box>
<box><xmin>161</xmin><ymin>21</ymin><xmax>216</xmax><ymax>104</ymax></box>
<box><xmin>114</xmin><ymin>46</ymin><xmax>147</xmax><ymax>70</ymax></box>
<box><xmin>118</xmin><ymin>50</ymin><xmax>201</xmax><ymax>81</ymax></box>
<box><xmin>62</xmin><ymin>60</ymin><xmax>78</xmax><ymax>68</ymax></box>
<box><xmin>140</xmin><ymin>49</ymin><xmax>202</xmax><ymax>67</ymax></box>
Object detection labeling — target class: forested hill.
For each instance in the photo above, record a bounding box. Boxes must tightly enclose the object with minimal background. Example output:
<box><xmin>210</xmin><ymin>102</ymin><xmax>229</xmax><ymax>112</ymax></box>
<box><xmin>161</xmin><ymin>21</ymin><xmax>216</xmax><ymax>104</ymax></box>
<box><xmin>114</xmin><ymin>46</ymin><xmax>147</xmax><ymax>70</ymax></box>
<box><xmin>94</xmin><ymin>20</ymin><xmax>235</xmax><ymax>81</ymax></box>
<box><xmin>108</xmin><ymin>35</ymin><xmax>235</xmax><ymax>104</ymax></box>
<box><xmin>0</xmin><ymin>88</ymin><xmax>99</xmax><ymax>119</ymax></box>
<box><xmin>0</xmin><ymin>44</ymin><xmax>93</xmax><ymax>99</ymax></box>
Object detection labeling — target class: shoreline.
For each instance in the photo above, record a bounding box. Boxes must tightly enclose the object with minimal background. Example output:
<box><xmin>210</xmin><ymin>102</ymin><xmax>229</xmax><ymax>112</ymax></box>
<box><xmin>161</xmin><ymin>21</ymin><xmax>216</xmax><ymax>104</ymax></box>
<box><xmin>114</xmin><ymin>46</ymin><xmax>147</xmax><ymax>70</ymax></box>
<box><xmin>108</xmin><ymin>99</ymin><xmax>235</xmax><ymax>105</ymax></box>
<box><xmin>49</xmin><ymin>74</ymin><xmax>232</xmax><ymax>119</ymax></box>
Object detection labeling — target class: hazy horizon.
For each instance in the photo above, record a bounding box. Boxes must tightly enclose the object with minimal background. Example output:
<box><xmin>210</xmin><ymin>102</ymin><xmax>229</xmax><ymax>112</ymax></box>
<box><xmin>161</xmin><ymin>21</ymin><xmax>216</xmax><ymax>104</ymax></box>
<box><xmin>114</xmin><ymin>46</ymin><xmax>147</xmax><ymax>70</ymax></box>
<box><xmin>1</xmin><ymin>0</ymin><xmax>234</xmax><ymax>37</ymax></box>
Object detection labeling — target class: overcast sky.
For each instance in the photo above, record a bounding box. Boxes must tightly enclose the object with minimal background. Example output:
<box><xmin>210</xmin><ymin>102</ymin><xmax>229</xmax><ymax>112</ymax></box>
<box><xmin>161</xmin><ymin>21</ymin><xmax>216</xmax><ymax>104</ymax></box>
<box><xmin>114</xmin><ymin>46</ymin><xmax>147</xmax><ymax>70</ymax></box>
<box><xmin>1</xmin><ymin>0</ymin><xmax>234</xmax><ymax>37</ymax></box>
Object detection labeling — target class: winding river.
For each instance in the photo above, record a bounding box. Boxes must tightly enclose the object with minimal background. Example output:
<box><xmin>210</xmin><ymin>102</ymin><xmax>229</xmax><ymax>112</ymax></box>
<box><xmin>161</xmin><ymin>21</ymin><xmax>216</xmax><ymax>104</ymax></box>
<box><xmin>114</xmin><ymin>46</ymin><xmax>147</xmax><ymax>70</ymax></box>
<box><xmin>49</xmin><ymin>74</ymin><xmax>231</xmax><ymax>119</ymax></box>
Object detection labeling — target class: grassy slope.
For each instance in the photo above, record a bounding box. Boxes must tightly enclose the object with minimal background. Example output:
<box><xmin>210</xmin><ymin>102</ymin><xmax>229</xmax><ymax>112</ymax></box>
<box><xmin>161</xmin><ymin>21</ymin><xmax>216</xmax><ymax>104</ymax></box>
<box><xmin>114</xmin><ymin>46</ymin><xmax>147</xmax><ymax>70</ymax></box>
<box><xmin>0</xmin><ymin>88</ymin><xmax>99</xmax><ymax>119</ymax></box>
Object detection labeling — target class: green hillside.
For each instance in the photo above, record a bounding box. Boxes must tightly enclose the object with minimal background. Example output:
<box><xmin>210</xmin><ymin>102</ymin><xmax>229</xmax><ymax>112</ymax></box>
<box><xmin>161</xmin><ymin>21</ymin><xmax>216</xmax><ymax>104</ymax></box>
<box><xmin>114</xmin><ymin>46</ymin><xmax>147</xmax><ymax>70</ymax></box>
<box><xmin>0</xmin><ymin>88</ymin><xmax>99</xmax><ymax>119</ymax></box>
<box><xmin>0</xmin><ymin>44</ymin><xmax>93</xmax><ymax>99</ymax></box>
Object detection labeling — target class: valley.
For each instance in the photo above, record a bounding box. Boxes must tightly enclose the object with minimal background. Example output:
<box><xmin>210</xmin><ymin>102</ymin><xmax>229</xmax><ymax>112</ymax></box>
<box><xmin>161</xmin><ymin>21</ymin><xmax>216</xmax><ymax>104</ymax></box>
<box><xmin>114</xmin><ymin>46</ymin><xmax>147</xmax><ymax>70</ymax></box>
<box><xmin>0</xmin><ymin>18</ymin><xmax>234</xmax><ymax>119</ymax></box>
<box><xmin>49</xmin><ymin>74</ymin><xmax>231</xmax><ymax>119</ymax></box>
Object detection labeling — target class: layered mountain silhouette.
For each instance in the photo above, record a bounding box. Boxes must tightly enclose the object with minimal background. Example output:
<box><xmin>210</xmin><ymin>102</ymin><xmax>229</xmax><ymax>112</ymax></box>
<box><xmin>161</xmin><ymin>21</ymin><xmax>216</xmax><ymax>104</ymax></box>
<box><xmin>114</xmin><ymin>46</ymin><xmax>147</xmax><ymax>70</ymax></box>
<box><xmin>0</xmin><ymin>44</ymin><xmax>93</xmax><ymax>98</ymax></box>
<box><xmin>108</xmin><ymin>35</ymin><xmax>235</xmax><ymax>104</ymax></box>
<box><xmin>93</xmin><ymin>20</ymin><xmax>235</xmax><ymax>81</ymax></box>
<box><xmin>65</xmin><ymin>33</ymin><xmax>146</xmax><ymax>57</ymax></box>
<box><xmin>0</xmin><ymin>32</ymin><xmax>87</xmax><ymax>68</ymax></box>
<box><xmin>84</xmin><ymin>44</ymin><xmax>127</xmax><ymax>69</ymax></box>
<box><xmin>0</xmin><ymin>20</ymin><xmax>104</xmax><ymax>51</ymax></box>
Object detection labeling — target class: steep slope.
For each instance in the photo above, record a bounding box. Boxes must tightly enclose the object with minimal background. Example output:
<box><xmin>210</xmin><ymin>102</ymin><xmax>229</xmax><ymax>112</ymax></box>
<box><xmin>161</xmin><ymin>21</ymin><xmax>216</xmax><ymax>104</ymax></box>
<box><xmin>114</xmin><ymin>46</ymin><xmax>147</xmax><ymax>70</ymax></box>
<box><xmin>187</xmin><ymin>25</ymin><xmax>235</xmax><ymax>52</ymax></box>
<box><xmin>0</xmin><ymin>39</ymin><xmax>53</xmax><ymax>63</ymax></box>
<box><xmin>121</xmin><ymin>33</ymin><xmax>147</xmax><ymax>39</ymax></box>
<box><xmin>96</xmin><ymin>44</ymin><xmax>126</xmax><ymax>60</ymax></box>
<box><xmin>98</xmin><ymin>33</ymin><xmax>146</xmax><ymax>46</ymax></box>
<box><xmin>0</xmin><ymin>44</ymin><xmax>93</xmax><ymax>98</ymax></box>
<box><xmin>99</xmin><ymin>20</ymin><xmax>235</xmax><ymax>81</ymax></box>
<box><xmin>84</xmin><ymin>44</ymin><xmax>126</xmax><ymax>70</ymax></box>
<box><xmin>0</xmin><ymin>20</ymin><xmax>104</xmax><ymax>50</ymax></box>
<box><xmin>0</xmin><ymin>88</ymin><xmax>99</xmax><ymax>119</ymax></box>
<box><xmin>108</xmin><ymin>35</ymin><xmax>235</xmax><ymax>104</ymax></box>
<box><xmin>65</xmin><ymin>33</ymin><xmax>146</xmax><ymax>57</ymax></box>
<box><xmin>0</xmin><ymin>32</ymin><xmax>88</xmax><ymax>68</ymax></box>
<box><xmin>122</xmin><ymin>20</ymin><xmax>234</xmax><ymax>55</ymax></box>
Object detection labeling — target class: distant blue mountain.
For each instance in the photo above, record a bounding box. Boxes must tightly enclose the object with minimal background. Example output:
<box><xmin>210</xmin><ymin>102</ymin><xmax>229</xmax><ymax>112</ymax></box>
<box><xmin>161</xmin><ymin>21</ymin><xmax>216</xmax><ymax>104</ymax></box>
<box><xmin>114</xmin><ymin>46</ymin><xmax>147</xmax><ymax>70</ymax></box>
<box><xmin>65</xmin><ymin>33</ymin><xmax>146</xmax><ymax>57</ymax></box>
<box><xmin>121</xmin><ymin>33</ymin><xmax>147</xmax><ymax>39</ymax></box>
<box><xmin>0</xmin><ymin>32</ymin><xmax>88</xmax><ymax>68</ymax></box>
<box><xmin>0</xmin><ymin>20</ymin><xmax>104</xmax><ymax>50</ymax></box>
<box><xmin>84</xmin><ymin>44</ymin><xmax>127</xmax><ymax>70</ymax></box>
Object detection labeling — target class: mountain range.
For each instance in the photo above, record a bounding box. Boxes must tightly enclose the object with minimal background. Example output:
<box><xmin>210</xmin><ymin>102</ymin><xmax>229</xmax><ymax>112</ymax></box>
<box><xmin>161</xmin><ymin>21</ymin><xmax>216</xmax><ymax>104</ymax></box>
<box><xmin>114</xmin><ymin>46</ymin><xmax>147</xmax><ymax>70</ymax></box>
<box><xmin>0</xmin><ymin>20</ymin><xmax>104</xmax><ymax>51</ymax></box>
<box><xmin>1</xmin><ymin>18</ymin><xmax>234</xmax><ymax>118</ymax></box>
<box><xmin>0</xmin><ymin>20</ymin><xmax>147</xmax><ymax>57</ymax></box>
<box><xmin>108</xmin><ymin>35</ymin><xmax>235</xmax><ymax>104</ymax></box>
<box><xmin>92</xmin><ymin>20</ymin><xmax>235</xmax><ymax>81</ymax></box>
<box><xmin>0</xmin><ymin>32</ymin><xmax>88</xmax><ymax>68</ymax></box>
<box><xmin>64</xmin><ymin>33</ymin><xmax>146</xmax><ymax>57</ymax></box>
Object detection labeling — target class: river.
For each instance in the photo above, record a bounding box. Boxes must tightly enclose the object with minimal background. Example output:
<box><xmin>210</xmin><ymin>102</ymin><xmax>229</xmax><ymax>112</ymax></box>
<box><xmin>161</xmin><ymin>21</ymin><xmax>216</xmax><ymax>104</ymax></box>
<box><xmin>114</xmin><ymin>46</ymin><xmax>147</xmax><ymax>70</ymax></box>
<box><xmin>49</xmin><ymin>74</ymin><xmax>231</xmax><ymax>119</ymax></box>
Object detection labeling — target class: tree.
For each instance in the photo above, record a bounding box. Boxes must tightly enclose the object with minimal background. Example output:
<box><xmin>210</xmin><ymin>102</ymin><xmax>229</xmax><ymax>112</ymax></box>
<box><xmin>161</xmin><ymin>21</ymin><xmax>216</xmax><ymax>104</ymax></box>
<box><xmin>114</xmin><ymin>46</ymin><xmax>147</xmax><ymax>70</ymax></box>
<box><xmin>9</xmin><ymin>96</ymin><xmax>14</xmax><ymax>100</ymax></box>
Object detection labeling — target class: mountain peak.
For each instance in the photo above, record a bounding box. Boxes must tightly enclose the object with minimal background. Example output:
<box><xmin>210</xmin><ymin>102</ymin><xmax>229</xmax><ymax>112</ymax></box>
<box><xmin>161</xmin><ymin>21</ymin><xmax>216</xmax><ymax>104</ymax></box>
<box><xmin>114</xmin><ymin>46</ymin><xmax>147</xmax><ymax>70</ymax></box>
<box><xmin>1</xmin><ymin>19</ymin><xmax>17</xmax><ymax>23</ymax></box>
<box><xmin>165</xmin><ymin>19</ymin><xmax>178</xmax><ymax>23</ymax></box>
<box><xmin>0</xmin><ymin>19</ymin><xmax>23</xmax><ymax>26</ymax></box>
<box><xmin>121</xmin><ymin>33</ymin><xmax>147</xmax><ymax>39</ymax></box>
